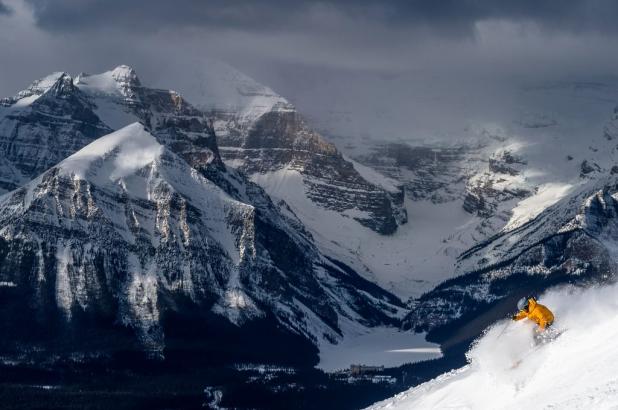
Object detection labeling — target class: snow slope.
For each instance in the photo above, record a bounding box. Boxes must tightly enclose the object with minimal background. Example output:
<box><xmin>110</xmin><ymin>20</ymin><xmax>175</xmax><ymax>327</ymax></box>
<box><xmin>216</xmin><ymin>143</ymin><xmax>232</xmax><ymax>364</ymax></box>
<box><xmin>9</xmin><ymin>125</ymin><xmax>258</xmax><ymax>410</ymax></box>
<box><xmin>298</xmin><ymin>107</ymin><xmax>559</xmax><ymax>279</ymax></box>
<box><xmin>369</xmin><ymin>283</ymin><xmax>618</xmax><ymax>410</ymax></box>
<box><xmin>57</xmin><ymin>122</ymin><xmax>163</xmax><ymax>181</ymax></box>
<box><xmin>251</xmin><ymin>168</ymin><xmax>477</xmax><ymax>299</ymax></box>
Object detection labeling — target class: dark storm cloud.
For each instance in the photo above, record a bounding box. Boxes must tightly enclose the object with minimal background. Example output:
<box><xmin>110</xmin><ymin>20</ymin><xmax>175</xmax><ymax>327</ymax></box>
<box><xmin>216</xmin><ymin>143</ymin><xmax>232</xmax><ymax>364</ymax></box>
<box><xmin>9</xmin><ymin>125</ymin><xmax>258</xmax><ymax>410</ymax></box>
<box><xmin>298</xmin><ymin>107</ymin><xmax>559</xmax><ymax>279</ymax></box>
<box><xmin>3</xmin><ymin>0</ymin><xmax>618</xmax><ymax>142</ymax></box>
<box><xmin>23</xmin><ymin>0</ymin><xmax>618</xmax><ymax>35</ymax></box>
<box><xmin>25</xmin><ymin>0</ymin><xmax>310</xmax><ymax>32</ymax></box>
<box><xmin>0</xmin><ymin>1</ymin><xmax>12</xmax><ymax>14</ymax></box>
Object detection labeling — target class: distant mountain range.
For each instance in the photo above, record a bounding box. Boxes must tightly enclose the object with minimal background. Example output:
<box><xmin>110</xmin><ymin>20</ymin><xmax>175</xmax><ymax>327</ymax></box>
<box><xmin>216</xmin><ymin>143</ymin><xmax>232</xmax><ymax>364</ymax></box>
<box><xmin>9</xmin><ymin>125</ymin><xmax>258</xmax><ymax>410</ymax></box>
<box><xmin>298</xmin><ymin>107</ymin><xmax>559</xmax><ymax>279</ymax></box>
<box><xmin>1</xmin><ymin>63</ymin><xmax>617</xmax><ymax>376</ymax></box>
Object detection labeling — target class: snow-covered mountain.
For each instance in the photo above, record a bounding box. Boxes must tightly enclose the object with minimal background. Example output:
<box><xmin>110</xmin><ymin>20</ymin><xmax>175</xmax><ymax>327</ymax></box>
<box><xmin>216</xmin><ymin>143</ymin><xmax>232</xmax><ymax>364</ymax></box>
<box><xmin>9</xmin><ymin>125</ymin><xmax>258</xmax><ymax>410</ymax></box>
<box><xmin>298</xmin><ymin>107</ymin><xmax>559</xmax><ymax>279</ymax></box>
<box><xmin>338</xmin><ymin>78</ymin><xmax>618</xmax><ymax>410</ymax></box>
<box><xmin>0</xmin><ymin>67</ymin><xmax>403</xmax><ymax>364</ymax></box>
<box><xmin>0</xmin><ymin>65</ymin><xmax>222</xmax><ymax>191</ymax></box>
<box><xmin>181</xmin><ymin>62</ymin><xmax>406</xmax><ymax>233</ymax></box>
<box><xmin>2</xmin><ymin>62</ymin><xmax>618</xmax><ymax>381</ymax></box>
<box><xmin>167</xmin><ymin>64</ymin><xmax>416</xmax><ymax>303</ymax></box>
<box><xmin>369</xmin><ymin>282</ymin><xmax>618</xmax><ymax>409</ymax></box>
<box><xmin>399</xmin><ymin>100</ymin><xmax>618</xmax><ymax>344</ymax></box>
<box><xmin>0</xmin><ymin>72</ymin><xmax>112</xmax><ymax>192</ymax></box>
<box><xmin>328</xmin><ymin>80</ymin><xmax>618</xmax><ymax>299</ymax></box>
<box><xmin>403</xmin><ymin>177</ymin><xmax>618</xmax><ymax>337</ymax></box>
<box><xmin>344</xmin><ymin>134</ymin><xmax>532</xmax><ymax>297</ymax></box>
<box><xmin>167</xmin><ymin>66</ymin><xmax>618</xmax><ymax>308</ymax></box>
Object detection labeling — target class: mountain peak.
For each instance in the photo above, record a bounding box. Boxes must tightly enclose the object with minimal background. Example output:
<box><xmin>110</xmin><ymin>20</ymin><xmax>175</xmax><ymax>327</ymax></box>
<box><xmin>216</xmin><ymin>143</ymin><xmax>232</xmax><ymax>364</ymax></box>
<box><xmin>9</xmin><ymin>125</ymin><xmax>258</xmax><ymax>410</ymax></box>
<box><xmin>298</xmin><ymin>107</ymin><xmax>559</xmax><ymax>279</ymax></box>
<box><xmin>74</xmin><ymin>65</ymin><xmax>141</xmax><ymax>101</ymax></box>
<box><xmin>44</xmin><ymin>72</ymin><xmax>76</xmax><ymax>98</ymax></box>
<box><xmin>58</xmin><ymin>122</ymin><xmax>162</xmax><ymax>182</ymax></box>
<box><xmin>171</xmin><ymin>60</ymin><xmax>291</xmax><ymax>121</ymax></box>
<box><xmin>2</xmin><ymin>72</ymin><xmax>74</xmax><ymax>107</ymax></box>
<box><xmin>110</xmin><ymin>64</ymin><xmax>141</xmax><ymax>87</ymax></box>
<box><xmin>28</xmin><ymin>71</ymin><xmax>71</xmax><ymax>93</ymax></box>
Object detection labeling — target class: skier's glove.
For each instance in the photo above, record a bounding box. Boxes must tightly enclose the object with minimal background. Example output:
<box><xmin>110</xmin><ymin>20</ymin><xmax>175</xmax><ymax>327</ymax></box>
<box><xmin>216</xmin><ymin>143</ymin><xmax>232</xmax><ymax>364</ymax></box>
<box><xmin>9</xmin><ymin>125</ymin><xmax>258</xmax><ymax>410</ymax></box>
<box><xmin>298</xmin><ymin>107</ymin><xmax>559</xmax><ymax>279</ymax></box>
<box><xmin>511</xmin><ymin>314</ymin><xmax>517</xmax><ymax>320</ymax></box>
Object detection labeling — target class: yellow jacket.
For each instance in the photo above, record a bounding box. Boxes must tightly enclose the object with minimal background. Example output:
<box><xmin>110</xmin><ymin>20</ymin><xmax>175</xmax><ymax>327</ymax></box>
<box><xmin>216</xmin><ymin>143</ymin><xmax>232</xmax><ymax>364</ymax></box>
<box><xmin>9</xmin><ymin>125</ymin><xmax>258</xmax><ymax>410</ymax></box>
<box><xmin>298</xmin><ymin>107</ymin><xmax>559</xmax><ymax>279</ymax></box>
<box><xmin>513</xmin><ymin>298</ymin><xmax>554</xmax><ymax>330</ymax></box>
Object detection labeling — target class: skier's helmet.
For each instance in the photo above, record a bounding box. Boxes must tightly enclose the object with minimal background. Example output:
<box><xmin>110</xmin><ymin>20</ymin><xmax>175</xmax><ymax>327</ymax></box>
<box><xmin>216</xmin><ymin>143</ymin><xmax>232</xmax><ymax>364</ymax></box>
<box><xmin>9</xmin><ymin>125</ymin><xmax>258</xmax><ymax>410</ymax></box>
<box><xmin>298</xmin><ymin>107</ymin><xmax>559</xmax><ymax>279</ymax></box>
<box><xmin>517</xmin><ymin>297</ymin><xmax>529</xmax><ymax>311</ymax></box>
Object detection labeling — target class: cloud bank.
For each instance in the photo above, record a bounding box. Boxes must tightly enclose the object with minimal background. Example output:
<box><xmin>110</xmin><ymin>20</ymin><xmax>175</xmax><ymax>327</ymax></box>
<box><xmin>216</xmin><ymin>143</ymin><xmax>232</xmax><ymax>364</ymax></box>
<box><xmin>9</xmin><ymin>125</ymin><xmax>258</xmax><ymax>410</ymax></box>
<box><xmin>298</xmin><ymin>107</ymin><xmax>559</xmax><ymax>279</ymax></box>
<box><xmin>2</xmin><ymin>0</ymin><xmax>618</xmax><ymax>141</ymax></box>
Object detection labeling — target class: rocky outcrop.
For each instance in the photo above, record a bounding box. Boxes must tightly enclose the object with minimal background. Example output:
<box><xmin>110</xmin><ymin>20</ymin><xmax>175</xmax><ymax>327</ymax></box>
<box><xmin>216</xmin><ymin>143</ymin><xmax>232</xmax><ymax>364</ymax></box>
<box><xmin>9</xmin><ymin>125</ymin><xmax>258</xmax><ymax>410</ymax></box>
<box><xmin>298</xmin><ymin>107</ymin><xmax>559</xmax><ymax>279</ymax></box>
<box><xmin>580</xmin><ymin>159</ymin><xmax>601</xmax><ymax>178</ymax></box>
<box><xmin>75</xmin><ymin>65</ymin><xmax>223</xmax><ymax>170</ymax></box>
<box><xmin>488</xmin><ymin>150</ymin><xmax>526</xmax><ymax>176</ymax></box>
<box><xmin>462</xmin><ymin>149</ymin><xmax>531</xmax><ymax>219</ymax></box>
<box><xmin>355</xmin><ymin>143</ymin><xmax>468</xmax><ymax>204</ymax></box>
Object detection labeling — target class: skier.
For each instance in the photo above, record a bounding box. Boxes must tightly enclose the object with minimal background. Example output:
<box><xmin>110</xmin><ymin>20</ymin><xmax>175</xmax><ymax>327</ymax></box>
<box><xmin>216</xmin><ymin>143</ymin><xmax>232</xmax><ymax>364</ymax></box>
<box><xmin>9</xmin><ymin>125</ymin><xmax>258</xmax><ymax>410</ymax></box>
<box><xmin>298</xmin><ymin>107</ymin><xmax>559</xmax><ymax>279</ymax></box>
<box><xmin>512</xmin><ymin>296</ymin><xmax>554</xmax><ymax>331</ymax></box>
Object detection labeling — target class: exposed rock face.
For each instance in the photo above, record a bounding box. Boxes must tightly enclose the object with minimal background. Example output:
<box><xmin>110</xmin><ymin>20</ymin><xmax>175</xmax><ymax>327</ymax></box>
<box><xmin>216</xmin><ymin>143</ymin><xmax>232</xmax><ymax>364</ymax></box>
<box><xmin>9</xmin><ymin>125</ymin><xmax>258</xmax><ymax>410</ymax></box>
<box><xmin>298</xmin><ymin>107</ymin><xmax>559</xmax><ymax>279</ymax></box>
<box><xmin>459</xmin><ymin>148</ymin><xmax>530</xmax><ymax>220</ymax></box>
<box><xmin>0</xmin><ymin>68</ymin><xmax>403</xmax><ymax>364</ymax></box>
<box><xmin>351</xmin><ymin>143</ymin><xmax>468</xmax><ymax>204</ymax></box>
<box><xmin>355</xmin><ymin>142</ymin><xmax>531</xmax><ymax>212</ymax></box>
<box><xmin>355</xmin><ymin>139</ymin><xmax>533</xmax><ymax>241</ymax></box>
<box><xmin>462</xmin><ymin>191</ymin><xmax>492</xmax><ymax>218</ymax></box>
<box><xmin>488</xmin><ymin>150</ymin><xmax>526</xmax><ymax>176</ymax></box>
<box><xmin>0</xmin><ymin>72</ymin><xmax>112</xmax><ymax>191</ymax></box>
<box><xmin>201</xmin><ymin>70</ymin><xmax>406</xmax><ymax>235</ymax></box>
<box><xmin>75</xmin><ymin>65</ymin><xmax>223</xmax><ymax>170</ymax></box>
<box><xmin>580</xmin><ymin>159</ymin><xmax>601</xmax><ymax>178</ymax></box>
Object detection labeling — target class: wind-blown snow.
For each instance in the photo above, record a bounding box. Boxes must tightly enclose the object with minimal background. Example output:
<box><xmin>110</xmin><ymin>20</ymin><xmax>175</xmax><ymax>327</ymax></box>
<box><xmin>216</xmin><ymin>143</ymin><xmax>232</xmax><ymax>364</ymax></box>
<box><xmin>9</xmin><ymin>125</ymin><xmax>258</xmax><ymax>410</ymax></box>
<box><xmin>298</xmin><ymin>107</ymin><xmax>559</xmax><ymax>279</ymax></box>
<box><xmin>75</xmin><ymin>71</ymin><xmax>119</xmax><ymax>96</ymax></box>
<box><xmin>368</xmin><ymin>283</ymin><xmax>618</xmax><ymax>410</ymax></box>
<box><xmin>0</xmin><ymin>71</ymin><xmax>65</xmax><ymax>110</ymax></box>
<box><xmin>169</xmin><ymin>60</ymin><xmax>292</xmax><ymax>122</ymax></box>
<box><xmin>10</xmin><ymin>94</ymin><xmax>39</xmax><ymax>107</ymax></box>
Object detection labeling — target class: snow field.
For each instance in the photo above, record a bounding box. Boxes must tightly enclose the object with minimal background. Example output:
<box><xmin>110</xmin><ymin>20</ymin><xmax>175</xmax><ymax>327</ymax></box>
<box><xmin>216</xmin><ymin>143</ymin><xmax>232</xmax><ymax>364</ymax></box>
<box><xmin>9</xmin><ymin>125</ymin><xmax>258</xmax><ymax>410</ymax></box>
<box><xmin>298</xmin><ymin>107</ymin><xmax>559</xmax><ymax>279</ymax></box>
<box><xmin>368</xmin><ymin>282</ymin><xmax>618</xmax><ymax>409</ymax></box>
<box><xmin>252</xmin><ymin>167</ymin><xmax>481</xmax><ymax>299</ymax></box>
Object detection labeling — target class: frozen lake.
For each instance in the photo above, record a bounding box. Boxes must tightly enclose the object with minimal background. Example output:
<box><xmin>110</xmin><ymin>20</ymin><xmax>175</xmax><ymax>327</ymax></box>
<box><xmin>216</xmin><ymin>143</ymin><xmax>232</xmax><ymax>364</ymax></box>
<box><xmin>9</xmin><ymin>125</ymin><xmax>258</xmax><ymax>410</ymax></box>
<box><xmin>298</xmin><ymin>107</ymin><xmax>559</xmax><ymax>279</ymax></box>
<box><xmin>318</xmin><ymin>327</ymin><xmax>442</xmax><ymax>372</ymax></box>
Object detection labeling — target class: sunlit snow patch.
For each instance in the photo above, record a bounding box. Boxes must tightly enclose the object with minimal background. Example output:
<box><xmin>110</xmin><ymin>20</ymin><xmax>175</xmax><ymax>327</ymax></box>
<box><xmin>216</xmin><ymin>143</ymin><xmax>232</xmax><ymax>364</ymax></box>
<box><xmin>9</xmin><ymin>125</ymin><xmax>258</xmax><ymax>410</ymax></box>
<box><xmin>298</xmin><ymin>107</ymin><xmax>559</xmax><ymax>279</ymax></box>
<box><xmin>505</xmin><ymin>182</ymin><xmax>573</xmax><ymax>230</ymax></box>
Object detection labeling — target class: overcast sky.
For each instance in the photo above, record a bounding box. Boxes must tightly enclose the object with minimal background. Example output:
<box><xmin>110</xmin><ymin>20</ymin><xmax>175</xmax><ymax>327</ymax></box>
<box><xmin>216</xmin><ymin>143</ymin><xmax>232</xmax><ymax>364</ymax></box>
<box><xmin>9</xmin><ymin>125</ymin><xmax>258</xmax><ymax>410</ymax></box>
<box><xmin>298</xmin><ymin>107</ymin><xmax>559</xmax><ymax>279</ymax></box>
<box><xmin>3</xmin><ymin>0</ymin><xmax>618</xmax><ymax>140</ymax></box>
